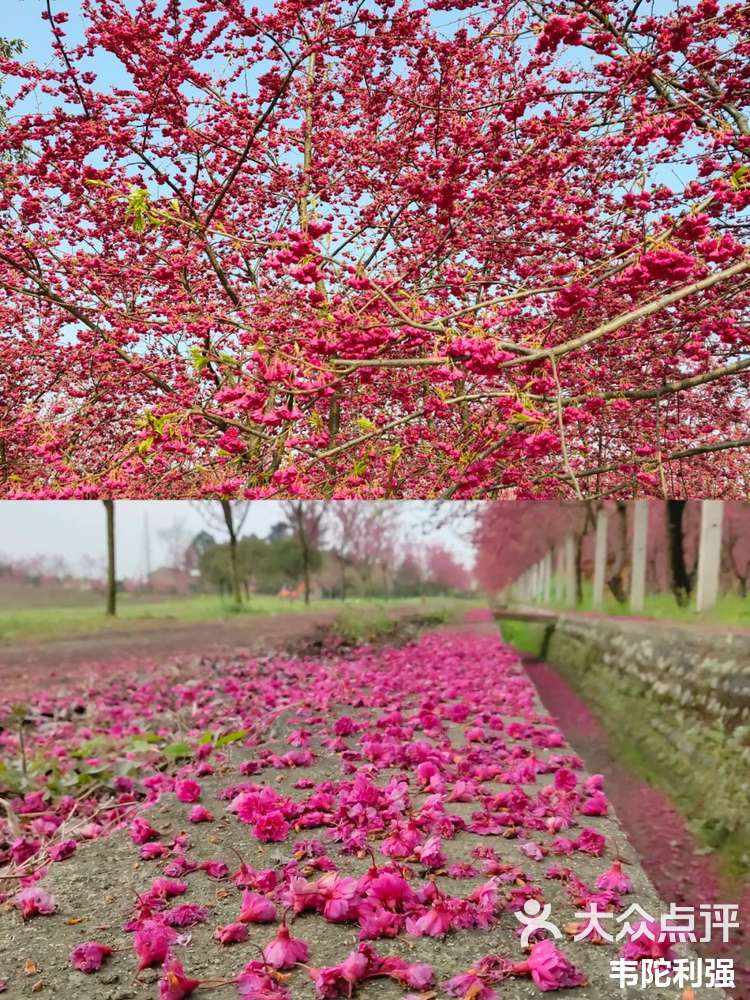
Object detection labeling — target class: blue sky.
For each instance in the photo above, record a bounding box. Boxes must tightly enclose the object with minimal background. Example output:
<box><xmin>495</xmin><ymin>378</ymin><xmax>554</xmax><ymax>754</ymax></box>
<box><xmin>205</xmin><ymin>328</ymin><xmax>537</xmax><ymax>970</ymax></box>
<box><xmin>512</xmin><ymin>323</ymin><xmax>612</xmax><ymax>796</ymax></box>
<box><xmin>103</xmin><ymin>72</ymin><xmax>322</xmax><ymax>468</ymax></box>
<box><xmin>9</xmin><ymin>1</ymin><xmax>95</xmax><ymax>69</ymax></box>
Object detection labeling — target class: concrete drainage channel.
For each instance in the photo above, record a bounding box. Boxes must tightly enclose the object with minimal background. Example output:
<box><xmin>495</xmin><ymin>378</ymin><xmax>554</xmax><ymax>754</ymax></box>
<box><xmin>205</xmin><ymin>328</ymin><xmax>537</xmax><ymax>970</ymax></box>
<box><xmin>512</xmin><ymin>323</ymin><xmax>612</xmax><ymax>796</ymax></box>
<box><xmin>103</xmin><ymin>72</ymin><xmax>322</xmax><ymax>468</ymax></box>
<box><xmin>496</xmin><ymin>612</ymin><xmax>749</xmax><ymax>999</ymax></box>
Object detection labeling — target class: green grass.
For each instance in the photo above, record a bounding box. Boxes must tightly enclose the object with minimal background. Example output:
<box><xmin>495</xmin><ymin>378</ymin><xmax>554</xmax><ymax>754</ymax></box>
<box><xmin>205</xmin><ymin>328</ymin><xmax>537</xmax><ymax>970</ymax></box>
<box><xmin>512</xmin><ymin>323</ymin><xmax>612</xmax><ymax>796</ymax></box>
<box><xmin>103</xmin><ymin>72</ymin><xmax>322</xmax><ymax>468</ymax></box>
<box><xmin>530</xmin><ymin>579</ymin><xmax>750</xmax><ymax>627</ymax></box>
<box><xmin>333</xmin><ymin>598</ymin><xmax>470</xmax><ymax>645</ymax></box>
<box><xmin>0</xmin><ymin>593</ymin><xmax>480</xmax><ymax>643</ymax></box>
<box><xmin>497</xmin><ymin>619</ymin><xmax>549</xmax><ymax>656</ymax></box>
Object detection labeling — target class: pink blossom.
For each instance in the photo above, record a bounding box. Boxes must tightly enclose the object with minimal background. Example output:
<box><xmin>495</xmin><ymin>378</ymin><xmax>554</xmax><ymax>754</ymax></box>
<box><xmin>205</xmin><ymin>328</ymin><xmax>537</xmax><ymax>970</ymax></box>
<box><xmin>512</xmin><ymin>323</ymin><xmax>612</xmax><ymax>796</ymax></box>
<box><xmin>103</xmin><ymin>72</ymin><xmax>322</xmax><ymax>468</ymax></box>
<box><xmin>130</xmin><ymin>816</ymin><xmax>159</xmax><ymax>845</ymax></box>
<box><xmin>188</xmin><ymin>805</ymin><xmax>213</xmax><ymax>823</ymax></box>
<box><xmin>520</xmin><ymin>841</ymin><xmax>545</xmax><ymax>861</ymax></box>
<box><xmin>214</xmin><ymin>921</ymin><xmax>248</xmax><ymax>945</ymax></box>
<box><xmin>164</xmin><ymin>854</ymin><xmax>198</xmax><ymax>877</ymax></box>
<box><xmin>200</xmin><ymin>860</ymin><xmax>229</xmax><ymax>879</ymax></box>
<box><xmin>576</xmin><ymin>827</ymin><xmax>606</xmax><ymax>856</ymax></box>
<box><xmin>580</xmin><ymin>791</ymin><xmax>608</xmax><ymax>816</ymax></box>
<box><xmin>417</xmin><ymin>835</ymin><xmax>447</xmax><ymax>868</ymax></box>
<box><xmin>48</xmin><ymin>839</ymin><xmax>77</xmax><ymax>862</ymax></box>
<box><xmin>368</xmin><ymin>872</ymin><xmax>416</xmax><ymax>910</ymax></box>
<box><xmin>553</xmin><ymin>768</ymin><xmax>577</xmax><ymax>792</ymax></box>
<box><xmin>253</xmin><ymin>810</ymin><xmax>290</xmax><ymax>843</ymax></box>
<box><xmin>69</xmin><ymin>941</ymin><xmax>113</xmax><ymax>972</ymax></box>
<box><xmin>239</xmin><ymin>890</ymin><xmax>277</xmax><ymax>923</ymax></box>
<box><xmin>262</xmin><ymin>923</ymin><xmax>310</xmax><ymax>969</ymax></box>
<box><xmin>145</xmin><ymin>878</ymin><xmax>188</xmax><ymax>905</ymax></box>
<box><xmin>14</xmin><ymin>886</ymin><xmax>56</xmax><ymax>919</ymax></box>
<box><xmin>356</xmin><ymin>900</ymin><xmax>402</xmax><ymax>939</ymax></box>
<box><xmin>513</xmin><ymin>940</ymin><xmax>587</xmax><ymax>991</ymax></box>
<box><xmin>444</xmin><ymin>972</ymin><xmax>498</xmax><ymax>999</ymax></box>
<box><xmin>596</xmin><ymin>859</ymin><xmax>633</xmax><ymax>894</ymax></box>
<box><xmin>405</xmin><ymin>901</ymin><xmax>453</xmax><ymax>938</ymax></box>
<box><xmin>237</xmin><ymin>961</ymin><xmax>290</xmax><ymax>999</ymax></box>
<box><xmin>163</xmin><ymin>903</ymin><xmax>209</xmax><ymax>927</ymax></box>
<box><xmin>159</xmin><ymin>954</ymin><xmax>201</xmax><ymax>1000</ymax></box>
<box><xmin>384</xmin><ymin>959</ymin><xmax>436</xmax><ymax>988</ymax></box>
<box><xmin>175</xmin><ymin>780</ymin><xmax>202</xmax><ymax>803</ymax></box>
<box><xmin>381</xmin><ymin>822</ymin><xmax>420</xmax><ymax>858</ymax></box>
<box><xmin>620</xmin><ymin>919</ymin><xmax>677</xmax><ymax>961</ymax></box>
<box><xmin>318</xmin><ymin>872</ymin><xmax>361</xmax><ymax>922</ymax></box>
<box><xmin>310</xmin><ymin>950</ymin><xmax>370</xmax><ymax>997</ymax></box>
<box><xmin>141</xmin><ymin>842</ymin><xmax>169</xmax><ymax>860</ymax></box>
<box><xmin>10</xmin><ymin>838</ymin><xmax>40</xmax><ymax>865</ymax></box>
<box><xmin>133</xmin><ymin>919</ymin><xmax>177</xmax><ymax>970</ymax></box>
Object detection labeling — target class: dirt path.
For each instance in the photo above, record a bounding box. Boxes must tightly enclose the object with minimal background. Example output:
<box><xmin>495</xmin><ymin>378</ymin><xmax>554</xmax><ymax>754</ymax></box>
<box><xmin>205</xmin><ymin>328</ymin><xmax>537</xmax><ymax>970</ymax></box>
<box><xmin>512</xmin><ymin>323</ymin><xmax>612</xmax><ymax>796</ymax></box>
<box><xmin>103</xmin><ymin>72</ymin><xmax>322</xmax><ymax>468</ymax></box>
<box><xmin>0</xmin><ymin>603</ymin><xmax>441</xmax><ymax>697</ymax></box>
<box><xmin>0</xmin><ymin>612</ymin><xmax>340</xmax><ymax>696</ymax></box>
<box><xmin>524</xmin><ymin>656</ymin><xmax>749</xmax><ymax>1000</ymax></box>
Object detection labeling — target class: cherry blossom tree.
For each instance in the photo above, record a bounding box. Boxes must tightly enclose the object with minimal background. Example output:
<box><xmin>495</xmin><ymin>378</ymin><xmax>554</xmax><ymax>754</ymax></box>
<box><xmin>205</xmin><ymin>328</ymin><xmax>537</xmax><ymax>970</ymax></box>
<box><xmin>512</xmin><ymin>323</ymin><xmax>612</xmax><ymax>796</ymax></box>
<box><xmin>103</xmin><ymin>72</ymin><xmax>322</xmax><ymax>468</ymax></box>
<box><xmin>325</xmin><ymin>502</ymin><xmax>401</xmax><ymax>595</ymax></box>
<box><xmin>475</xmin><ymin>499</ymin><xmax>750</xmax><ymax>606</ymax></box>
<box><xmin>424</xmin><ymin>544</ymin><xmax>473</xmax><ymax>592</ymax></box>
<box><xmin>194</xmin><ymin>501</ymin><xmax>252</xmax><ymax>604</ymax></box>
<box><xmin>0</xmin><ymin>0</ymin><xmax>749</xmax><ymax>497</ymax></box>
<box><xmin>723</xmin><ymin>501</ymin><xmax>750</xmax><ymax>595</ymax></box>
<box><xmin>474</xmin><ymin>501</ymin><xmax>589</xmax><ymax>593</ymax></box>
<box><xmin>282</xmin><ymin>500</ymin><xmax>326</xmax><ymax>603</ymax></box>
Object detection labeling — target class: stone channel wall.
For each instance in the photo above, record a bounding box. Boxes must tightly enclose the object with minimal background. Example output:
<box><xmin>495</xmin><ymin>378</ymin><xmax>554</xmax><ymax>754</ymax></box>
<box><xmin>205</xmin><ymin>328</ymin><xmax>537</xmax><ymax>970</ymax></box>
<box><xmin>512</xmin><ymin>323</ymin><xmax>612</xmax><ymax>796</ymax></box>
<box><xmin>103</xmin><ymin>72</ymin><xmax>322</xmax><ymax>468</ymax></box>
<box><xmin>530</xmin><ymin>615</ymin><xmax>750</xmax><ymax>864</ymax></box>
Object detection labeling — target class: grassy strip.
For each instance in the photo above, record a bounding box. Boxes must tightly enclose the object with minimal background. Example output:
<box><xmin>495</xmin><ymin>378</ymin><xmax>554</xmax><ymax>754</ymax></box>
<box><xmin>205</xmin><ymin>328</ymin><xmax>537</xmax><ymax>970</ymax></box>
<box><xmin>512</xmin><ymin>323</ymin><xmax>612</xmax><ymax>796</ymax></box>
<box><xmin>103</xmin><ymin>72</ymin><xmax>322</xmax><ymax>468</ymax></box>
<box><xmin>332</xmin><ymin>599</ymin><xmax>467</xmax><ymax>645</ymax></box>
<box><xmin>0</xmin><ymin>594</ymin><xmax>480</xmax><ymax>643</ymax></box>
<box><xmin>541</xmin><ymin>580</ymin><xmax>750</xmax><ymax>627</ymax></box>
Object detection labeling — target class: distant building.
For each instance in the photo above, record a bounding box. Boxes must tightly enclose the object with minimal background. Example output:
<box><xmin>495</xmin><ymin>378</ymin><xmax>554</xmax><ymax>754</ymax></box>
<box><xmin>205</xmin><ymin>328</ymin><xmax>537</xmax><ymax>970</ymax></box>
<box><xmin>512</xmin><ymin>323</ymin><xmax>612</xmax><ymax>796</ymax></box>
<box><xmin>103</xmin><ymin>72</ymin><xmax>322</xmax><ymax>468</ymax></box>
<box><xmin>148</xmin><ymin>567</ymin><xmax>195</xmax><ymax>595</ymax></box>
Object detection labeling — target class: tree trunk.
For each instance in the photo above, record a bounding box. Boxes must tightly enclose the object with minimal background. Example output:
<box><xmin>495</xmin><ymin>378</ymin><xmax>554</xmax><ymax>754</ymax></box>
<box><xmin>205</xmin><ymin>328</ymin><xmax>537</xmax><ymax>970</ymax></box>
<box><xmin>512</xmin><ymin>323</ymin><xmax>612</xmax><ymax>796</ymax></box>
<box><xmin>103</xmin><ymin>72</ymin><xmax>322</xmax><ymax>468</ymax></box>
<box><xmin>666</xmin><ymin>500</ymin><xmax>692</xmax><ymax>606</ymax></box>
<box><xmin>290</xmin><ymin>503</ymin><xmax>312</xmax><ymax>605</ymax></box>
<box><xmin>221</xmin><ymin>500</ymin><xmax>242</xmax><ymax>606</ymax></box>
<box><xmin>606</xmin><ymin>501</ymin><xmax>629</xmax><ymax>603</ymax></box>
<box><xmin>339</xmin><ymin>556</ymin><xmax>347</xmax><ymax>601</ymax></box>
<box><xmin>574</xmin><ymin>536</ymin><xmax>583</xmax><ymax>605</ymax></box>
<box><xmin>103</xmin><ymin>500</ymin><xmax>116</xmax><ymax>616</ymax></box>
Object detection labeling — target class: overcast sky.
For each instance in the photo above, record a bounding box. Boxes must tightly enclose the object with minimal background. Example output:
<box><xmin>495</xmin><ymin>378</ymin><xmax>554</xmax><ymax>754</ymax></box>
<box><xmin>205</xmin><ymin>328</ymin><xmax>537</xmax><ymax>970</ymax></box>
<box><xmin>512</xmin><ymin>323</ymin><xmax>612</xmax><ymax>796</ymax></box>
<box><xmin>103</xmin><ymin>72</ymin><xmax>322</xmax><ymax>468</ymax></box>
<box><xmin>0</xmin><ymin>502</ymin><xmax>475</xmax><ymax>578</ymax></box>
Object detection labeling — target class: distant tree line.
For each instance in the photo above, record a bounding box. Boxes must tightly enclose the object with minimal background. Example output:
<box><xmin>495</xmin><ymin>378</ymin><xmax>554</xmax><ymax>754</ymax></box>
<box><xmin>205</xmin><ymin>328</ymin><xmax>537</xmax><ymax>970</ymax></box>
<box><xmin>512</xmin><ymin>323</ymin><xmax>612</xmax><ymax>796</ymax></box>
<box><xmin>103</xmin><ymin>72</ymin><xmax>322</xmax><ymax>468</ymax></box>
<box><xmin>199</xmin><ymin>524</ymin><xmax>322</xmax><ymax>599</ymax></box>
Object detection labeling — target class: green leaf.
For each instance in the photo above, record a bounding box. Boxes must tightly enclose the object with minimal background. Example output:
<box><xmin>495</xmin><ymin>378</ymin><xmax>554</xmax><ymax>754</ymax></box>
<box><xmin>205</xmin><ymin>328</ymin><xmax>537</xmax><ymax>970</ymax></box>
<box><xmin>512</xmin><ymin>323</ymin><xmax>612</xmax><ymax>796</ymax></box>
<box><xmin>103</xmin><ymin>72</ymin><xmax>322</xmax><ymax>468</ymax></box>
<box><xmin>125</xmin><ymin>186</ymin><xmax>151</xmax><ymax>234</ymax></box>
<box><xmin>163</xmin><ymin>741</ymin><xmax>192</xmax><ymax>761</ymax></box>
<box><xmin>189</xmin><ymin>346</ymin><xmax>208</xmax><ymax>372</ymax></box>
<box><xmin>138</xmin><ymin>435</ymin><xmax>154</xmax><ymax>456</ymax></box>
<box><xmin>215</xmin><ymin>729</ymin><xmax>247</xmax><ymax>748</ymax></box>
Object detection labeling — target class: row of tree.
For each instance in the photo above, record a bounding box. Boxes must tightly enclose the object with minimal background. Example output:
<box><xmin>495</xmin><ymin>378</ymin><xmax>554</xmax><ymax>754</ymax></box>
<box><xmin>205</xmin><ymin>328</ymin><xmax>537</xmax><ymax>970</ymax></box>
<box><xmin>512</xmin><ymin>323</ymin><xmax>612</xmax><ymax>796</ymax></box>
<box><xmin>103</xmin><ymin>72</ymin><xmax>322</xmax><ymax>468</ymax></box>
<box><xmin>474</xmin><ymin>501</ymin><xmax>750</xmax><ymax>606</ymax></box>
<box><xmin>196</xmin><ymin>501</ymin><xmax>473</xmax><ymax>602</ymax></box>
<box><xmin>99</xmin><ymin>501</ymin><xmax>473</xmax><ymax>614</ymax></box>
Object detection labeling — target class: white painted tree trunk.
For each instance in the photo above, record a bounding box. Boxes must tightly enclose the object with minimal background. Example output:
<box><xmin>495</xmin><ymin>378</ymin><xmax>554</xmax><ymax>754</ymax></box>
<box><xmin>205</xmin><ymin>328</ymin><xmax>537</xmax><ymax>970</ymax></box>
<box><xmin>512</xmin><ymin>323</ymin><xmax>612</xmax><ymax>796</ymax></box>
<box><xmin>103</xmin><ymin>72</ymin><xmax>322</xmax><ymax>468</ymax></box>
<box><xmin>564</xmin><ymin>535</ymin><xmax>576</xmax><ymax>606</ymax></box>
<box><xmin>630</xmin><ymin>500</ymin><xmax>649</xmax><ymax>612</ymax></box>
<box><xmin>542</xmin><ymin>552</ymin><xmax>552</xmax><ymax>604</ymax></box>
<box><xmin>696</xmin><ymin>501</ymin><xmax>724</xmax><ymax>612</ymax></box>
<box><xmin>592</xmin><ymin>509</ymin><xmax>608</xmax><ymax>609</ymax></box>
<box><xmin>554</xmin><ymin>547</ymin><xmax>565</xmax><ymax>600</ymax></box>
